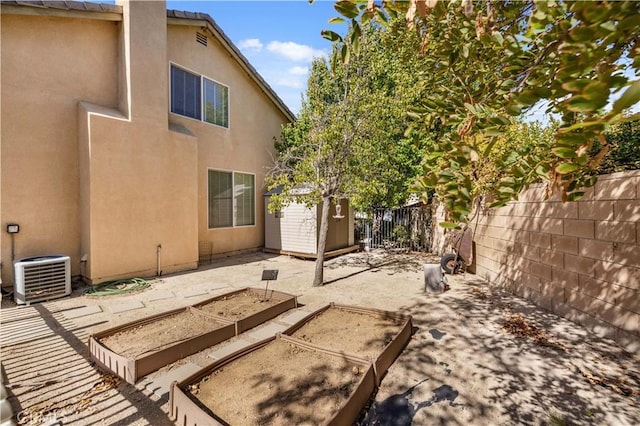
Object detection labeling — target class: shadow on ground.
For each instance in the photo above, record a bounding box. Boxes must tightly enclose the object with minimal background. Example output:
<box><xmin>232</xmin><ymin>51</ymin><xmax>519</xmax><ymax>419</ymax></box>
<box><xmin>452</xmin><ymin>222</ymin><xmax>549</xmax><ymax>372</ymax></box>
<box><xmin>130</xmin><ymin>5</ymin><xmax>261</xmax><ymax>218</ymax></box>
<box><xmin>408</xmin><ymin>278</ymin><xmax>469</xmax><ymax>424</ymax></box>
<box><xmin>359</xmin><ymin>271</ymin><xmax>639</xmax><ymax>425</ymax></box>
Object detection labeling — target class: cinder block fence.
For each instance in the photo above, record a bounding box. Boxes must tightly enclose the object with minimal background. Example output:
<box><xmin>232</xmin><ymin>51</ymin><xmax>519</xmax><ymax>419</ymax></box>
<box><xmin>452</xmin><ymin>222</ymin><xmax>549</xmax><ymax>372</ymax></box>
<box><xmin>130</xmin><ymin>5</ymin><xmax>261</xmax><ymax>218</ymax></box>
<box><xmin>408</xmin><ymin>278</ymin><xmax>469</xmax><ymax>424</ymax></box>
<box><xmin>473</xmin><ymin>170</ymin><xmax>640</xmax><ymax>352</ymax></box>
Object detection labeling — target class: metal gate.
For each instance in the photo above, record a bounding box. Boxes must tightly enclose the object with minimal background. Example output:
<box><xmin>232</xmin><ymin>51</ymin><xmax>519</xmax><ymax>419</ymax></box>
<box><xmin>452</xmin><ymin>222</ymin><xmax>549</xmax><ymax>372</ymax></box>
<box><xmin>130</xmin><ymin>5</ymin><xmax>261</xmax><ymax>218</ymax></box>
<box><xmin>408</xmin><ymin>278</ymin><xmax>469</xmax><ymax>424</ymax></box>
<box><xmin>355</xmin><ymin>204</ymin><xmax>434</xmax><ymax>252</ymax></box>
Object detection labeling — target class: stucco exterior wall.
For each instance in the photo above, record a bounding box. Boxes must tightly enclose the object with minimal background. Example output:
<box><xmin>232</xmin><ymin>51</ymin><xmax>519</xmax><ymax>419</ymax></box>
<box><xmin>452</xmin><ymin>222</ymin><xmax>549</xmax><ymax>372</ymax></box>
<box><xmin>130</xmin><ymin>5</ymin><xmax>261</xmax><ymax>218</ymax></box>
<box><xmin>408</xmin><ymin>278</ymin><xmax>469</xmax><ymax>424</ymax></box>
<box><xmin>167</xmin><ymin>24</ymin><xmax>288</xmax><ymax>255</ymax></box>
<box><xmin>74</xmin><ymin>0</ymin><xmax>199</xmax><ymax>282</ymax></box>
<box><xmin>78</xmin><ymin>103</ymin><xmax>198</xmax><ymax>282</ymax></box>
<box><xmin>473</xmin><ymin>171</ymin><xmax>640</xmax><ymax>352</ymax></box>
<box><xmin>1</xmin><ymin>1</ymin><xmax>291</xmax><ymax>286</ymax></box>
<box><xmin>0</xmin><ymin>13</ymin><xmax>119</xmax><ymax>284</ymax></box>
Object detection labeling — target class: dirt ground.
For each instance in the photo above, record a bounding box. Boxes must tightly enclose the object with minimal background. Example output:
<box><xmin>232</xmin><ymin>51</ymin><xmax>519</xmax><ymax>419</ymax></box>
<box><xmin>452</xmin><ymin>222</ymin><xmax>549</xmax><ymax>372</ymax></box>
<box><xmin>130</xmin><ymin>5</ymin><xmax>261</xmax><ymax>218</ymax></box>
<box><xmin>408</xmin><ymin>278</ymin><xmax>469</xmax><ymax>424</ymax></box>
<box><xmin>192</xmin><ymin>338</ymin><xmax>364</xmax><ymax>425</ymax></box>
<box><xmin>1</xmin><ymin>250</ymin><xmax>639</xmax><ymax>425</ymax></box>
<box><xmin>291</xmin><ymin>307</ymin><xmax>406</xmax><ymax>359</ymax></box>
<box><xmin>98</xmin><ymin>309</ymin><xmax>227</xmax><ymax>358</ymax></box>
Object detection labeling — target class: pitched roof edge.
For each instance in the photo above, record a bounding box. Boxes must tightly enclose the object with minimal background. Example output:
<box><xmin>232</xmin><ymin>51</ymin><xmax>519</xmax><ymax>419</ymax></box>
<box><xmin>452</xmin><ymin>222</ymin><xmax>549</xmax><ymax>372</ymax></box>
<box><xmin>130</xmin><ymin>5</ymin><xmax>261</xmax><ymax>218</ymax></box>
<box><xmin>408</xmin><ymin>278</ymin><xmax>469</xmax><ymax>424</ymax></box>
<box><xmin>0</xmin><ymin>0</ymin><xmax>122</xmax><ymax>20</ymax></box>
<box><xmin>167</xmin><ymin>9</ymin><xmax>296</xmax><ymax>123</ymax></box>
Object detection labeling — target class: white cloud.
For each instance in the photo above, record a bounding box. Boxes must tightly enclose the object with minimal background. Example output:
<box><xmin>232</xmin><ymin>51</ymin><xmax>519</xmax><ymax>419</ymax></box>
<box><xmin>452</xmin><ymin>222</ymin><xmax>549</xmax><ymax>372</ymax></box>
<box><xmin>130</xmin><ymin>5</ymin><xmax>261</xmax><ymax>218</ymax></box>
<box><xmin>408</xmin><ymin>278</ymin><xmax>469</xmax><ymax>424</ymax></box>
<box><xmin>267</xmin><ymin>41</ymin><xmax>325</xmax><ymax>62</ymax></box>
<box><xmin>276</xmin><ymin>78</ymin><xmax>305</xmax><ymax>89</ymax></box>
<box><xmin>238</xmin><ymin>38</ymin><xmax>263</xmax><ymax>53</ymax></box>
<box><xmin>288</xmin><ymin>66</ymin><xmax>309</xmax><ymax>76</ymax></box>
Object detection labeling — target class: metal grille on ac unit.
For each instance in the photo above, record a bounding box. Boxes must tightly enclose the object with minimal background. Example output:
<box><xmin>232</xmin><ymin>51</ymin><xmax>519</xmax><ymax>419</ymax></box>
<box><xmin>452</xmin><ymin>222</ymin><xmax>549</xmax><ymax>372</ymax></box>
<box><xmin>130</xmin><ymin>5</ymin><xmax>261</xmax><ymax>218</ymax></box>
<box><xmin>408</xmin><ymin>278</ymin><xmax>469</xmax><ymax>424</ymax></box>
<box><xmin>14</xmin><ymin>255</ymin><xmax>71</xmax><ymax>305</ymax></box>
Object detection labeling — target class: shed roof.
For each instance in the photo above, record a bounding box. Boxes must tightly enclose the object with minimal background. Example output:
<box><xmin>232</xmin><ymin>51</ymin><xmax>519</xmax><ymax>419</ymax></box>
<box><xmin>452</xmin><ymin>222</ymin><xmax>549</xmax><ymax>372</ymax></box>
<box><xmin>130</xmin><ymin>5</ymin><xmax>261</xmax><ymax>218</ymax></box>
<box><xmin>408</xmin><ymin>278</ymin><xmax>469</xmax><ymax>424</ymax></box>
<box><xmin>1</xmin><ymin>1</ymin><xmax>296</xmax><ymax>122</ymax></box>
<box><xmin>265</xmin><ymin>185</ymin><xmax>314</xmax><ymax>196</ymax></box>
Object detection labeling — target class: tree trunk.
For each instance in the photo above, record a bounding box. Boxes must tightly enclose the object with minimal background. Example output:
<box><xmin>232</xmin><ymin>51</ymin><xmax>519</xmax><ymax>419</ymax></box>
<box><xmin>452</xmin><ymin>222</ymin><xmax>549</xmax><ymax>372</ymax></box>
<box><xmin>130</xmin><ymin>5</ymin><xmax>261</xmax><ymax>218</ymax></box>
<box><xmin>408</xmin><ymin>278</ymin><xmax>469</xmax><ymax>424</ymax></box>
<box><xmin>313</xmin><ymin>196</ymin><xmax>332</xmax><ymax>287</ymax></box>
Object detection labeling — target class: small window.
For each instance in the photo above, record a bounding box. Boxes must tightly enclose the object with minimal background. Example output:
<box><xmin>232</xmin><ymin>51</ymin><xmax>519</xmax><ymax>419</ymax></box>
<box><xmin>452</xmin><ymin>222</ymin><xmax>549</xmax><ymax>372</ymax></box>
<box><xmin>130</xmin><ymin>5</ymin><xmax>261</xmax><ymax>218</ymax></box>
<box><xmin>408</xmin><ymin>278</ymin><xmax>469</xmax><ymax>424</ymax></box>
<box><xmin>170</xmin><ymin>66</ymin><xmax>201</xmax><ymax>120</ymax></box>
<box><xmin>170</xmin><ymin>64</ymin><xmax>229</xmax><ymax>128</ymax></box>
<box><xmin>204</xmin><ymin>78</ymin><xmax>229</xmax><ymax>128</ymax></box>
<box><xmin>208</xmin><ymin>170</ymin><xmax>255</xmax><ymax>228</ymax></box>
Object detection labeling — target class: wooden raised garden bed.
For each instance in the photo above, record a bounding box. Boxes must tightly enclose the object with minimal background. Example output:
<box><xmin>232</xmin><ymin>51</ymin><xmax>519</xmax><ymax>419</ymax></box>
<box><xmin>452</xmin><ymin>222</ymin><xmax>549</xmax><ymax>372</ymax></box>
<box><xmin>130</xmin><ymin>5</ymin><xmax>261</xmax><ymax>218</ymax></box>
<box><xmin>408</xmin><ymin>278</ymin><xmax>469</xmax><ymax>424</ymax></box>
<box><xmin>89</xmin><ymin>287</ymin><xmax>297</xmax><ymax>384</ymax></box>
<box><xmin>192</xmin><ymin>287</ymin><xmax>297</xmax><ymax>335</ymax></box>
<box><xmin>284</xmin><ymin>303</ymin><xmax>412</xmax><ymax>384</ymax></box>
<box><xmin>170</xmin><ymin>335</ymin><xmax>376</xmax><ymax>426</ymax></box>
<box><xmin>169</xmin><ymin>303</ymin><xmax>412</xmax><ymax>425</ymax></box>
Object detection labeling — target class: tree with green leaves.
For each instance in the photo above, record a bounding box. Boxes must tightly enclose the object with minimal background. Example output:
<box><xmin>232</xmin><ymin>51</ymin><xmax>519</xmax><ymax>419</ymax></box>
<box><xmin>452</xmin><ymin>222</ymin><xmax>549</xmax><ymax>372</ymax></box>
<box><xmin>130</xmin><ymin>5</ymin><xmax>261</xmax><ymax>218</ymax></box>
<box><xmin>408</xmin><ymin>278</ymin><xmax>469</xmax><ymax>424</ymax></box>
<box><xmin>268</xmin><ymin>58</ymin><xmax>367</xmax><ymax>287</ymax></box>
<box><xmin>268</xmin><ymin>22</ymin><xmax>426</xmax><ymax>286</ymax></box>
<box><xmin>323</xmin><ymin>0</ymin><xmax>640</xmax><ymax>226</ymax></box>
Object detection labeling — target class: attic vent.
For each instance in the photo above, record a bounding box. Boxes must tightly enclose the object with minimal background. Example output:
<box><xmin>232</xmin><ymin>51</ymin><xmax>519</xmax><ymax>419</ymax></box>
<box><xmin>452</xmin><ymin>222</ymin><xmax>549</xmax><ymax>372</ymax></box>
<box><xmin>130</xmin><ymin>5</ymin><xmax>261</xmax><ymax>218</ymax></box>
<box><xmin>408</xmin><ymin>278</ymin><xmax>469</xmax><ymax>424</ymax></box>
<box><xmin>196</xmin><ymin>32</ymin><xmax>207</xmax><ymax>46</ymax></box>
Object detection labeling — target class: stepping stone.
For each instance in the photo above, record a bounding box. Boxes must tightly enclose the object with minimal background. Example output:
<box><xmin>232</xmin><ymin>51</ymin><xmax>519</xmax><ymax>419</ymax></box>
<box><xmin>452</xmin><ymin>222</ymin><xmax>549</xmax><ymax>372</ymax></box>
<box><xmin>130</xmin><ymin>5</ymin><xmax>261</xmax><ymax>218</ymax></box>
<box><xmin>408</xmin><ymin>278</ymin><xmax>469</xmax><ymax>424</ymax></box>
<box><xmin>278</xmin><ymin>309</ymin><xmax>312</xmax><ymax>325</ymax></box>
<box><xmin>146</xmin><ymin>290</ymin><xmax>174</xmax><ymax>302</ymax></box>
<box><xmin>247</xmin><ymin>322</ymin><xmax>288</xmax><ymax>341</ymax></box>
<box><xmin>64</xmin><ymin>305</ymin><xmax>103</xmax><ymax>319</ymax></box>
<box><xmin>207</xmin><ymin>338</ymin><xmax>254</xmax><ymax>360</ymax></box>
<box><xmin>180</xmin><ymin>288</ymin><xmax>208</xmax><ymax>298</ymax></box>
<box><xmin>144</xmin><ymin>363</ymin><xmax>201</xmax><ymax>398</ymax></box>
<box><xmin>110</xmin><ymin>300</ymin><xmax>144</xmax><ymax>314</ymax></box>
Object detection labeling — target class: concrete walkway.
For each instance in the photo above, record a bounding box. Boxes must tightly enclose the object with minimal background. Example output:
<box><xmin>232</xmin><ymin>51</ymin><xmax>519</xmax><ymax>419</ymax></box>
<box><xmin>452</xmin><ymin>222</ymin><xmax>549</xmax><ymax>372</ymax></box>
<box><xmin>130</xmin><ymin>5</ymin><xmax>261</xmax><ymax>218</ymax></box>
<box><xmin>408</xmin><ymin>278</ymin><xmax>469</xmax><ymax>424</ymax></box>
<box><xmin>1</xmin><ymin>251</ymin><xmax>638</xmax><ymax>425</ymax></box>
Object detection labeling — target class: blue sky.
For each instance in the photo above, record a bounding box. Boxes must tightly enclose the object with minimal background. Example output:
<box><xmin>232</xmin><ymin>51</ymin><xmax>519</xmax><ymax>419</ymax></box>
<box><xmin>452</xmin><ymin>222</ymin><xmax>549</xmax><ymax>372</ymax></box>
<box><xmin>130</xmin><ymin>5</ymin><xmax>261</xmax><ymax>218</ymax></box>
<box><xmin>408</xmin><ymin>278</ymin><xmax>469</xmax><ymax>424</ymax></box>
<box><xmin>166</xmin><ymin>1</ymin><xmax>341</xmax><ymax>114</ymax></box>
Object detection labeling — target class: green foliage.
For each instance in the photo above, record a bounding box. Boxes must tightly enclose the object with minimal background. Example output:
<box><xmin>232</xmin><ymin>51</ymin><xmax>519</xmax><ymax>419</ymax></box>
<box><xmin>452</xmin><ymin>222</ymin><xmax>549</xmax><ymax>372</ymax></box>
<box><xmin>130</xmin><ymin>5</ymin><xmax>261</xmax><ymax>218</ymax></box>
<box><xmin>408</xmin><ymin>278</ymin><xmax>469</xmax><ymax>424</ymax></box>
<box><xmin>593</xmin><ymin>120</ymin><xmax>640</xmax><ymax>174</ymax></box>
<box><xmin>269</xmin><ymin>18</ymin><xmax>428</xmax><ymax>212</ymax></box>
<box><xmin>391</xmin><ymin>224</ymin><xmax>409</xmax><ymax>244</ymax></box>
<box><xmin>326</xmin><ymin>0</ymin><xmax>640</xmax><ymax>223</ymax></box>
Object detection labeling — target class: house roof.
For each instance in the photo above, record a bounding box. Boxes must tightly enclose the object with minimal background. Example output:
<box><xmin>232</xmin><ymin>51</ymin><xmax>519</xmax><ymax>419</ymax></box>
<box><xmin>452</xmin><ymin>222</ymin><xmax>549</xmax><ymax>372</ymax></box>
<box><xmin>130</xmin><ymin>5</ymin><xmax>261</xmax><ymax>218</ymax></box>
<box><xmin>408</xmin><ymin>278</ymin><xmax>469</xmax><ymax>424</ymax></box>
<box><xmin>1</xmin><ymin>1</ymin><xmax>296</xmax><ymax>123</ymax></box>
<box><xmin>1</xmin><ymin>1</ymin><xmax>121</xmax><ymax>13</ymax></box>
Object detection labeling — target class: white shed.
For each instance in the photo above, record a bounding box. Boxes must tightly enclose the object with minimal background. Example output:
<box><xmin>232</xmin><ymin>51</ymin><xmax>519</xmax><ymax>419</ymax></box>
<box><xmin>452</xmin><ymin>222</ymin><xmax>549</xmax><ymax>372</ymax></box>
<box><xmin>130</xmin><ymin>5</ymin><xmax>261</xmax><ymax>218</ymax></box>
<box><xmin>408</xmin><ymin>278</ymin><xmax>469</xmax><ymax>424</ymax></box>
<box><xmin>264</xmin><ymin>188</ymin><xmax>357</xmax><ymax>258</ymax></box>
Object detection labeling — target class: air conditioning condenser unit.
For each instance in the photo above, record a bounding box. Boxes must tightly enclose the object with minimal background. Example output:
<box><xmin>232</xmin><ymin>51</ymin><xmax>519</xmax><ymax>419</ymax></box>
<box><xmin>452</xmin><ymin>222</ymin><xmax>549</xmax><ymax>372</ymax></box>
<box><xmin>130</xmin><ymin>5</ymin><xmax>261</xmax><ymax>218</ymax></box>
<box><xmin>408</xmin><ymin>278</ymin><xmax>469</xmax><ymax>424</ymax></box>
<box><xmin>14</xmin><ymin>255</ymin><xmax>71</xmax><ymax>305</ymax></box>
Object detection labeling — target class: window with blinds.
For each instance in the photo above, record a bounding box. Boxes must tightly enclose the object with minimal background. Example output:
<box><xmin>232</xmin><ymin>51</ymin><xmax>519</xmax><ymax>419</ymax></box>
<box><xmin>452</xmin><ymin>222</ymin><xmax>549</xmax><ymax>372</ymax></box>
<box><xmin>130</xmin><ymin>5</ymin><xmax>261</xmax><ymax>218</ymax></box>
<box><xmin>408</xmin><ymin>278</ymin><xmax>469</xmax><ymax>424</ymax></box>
<box><xmin>208</xmin><ymin>170</ymin><xmax>255</xmax><ymax>228</ymax></box>
<box><xmin>170</xmin><ymin>64</ymin><xmax>229</xmax><ymax>128</ymax></box>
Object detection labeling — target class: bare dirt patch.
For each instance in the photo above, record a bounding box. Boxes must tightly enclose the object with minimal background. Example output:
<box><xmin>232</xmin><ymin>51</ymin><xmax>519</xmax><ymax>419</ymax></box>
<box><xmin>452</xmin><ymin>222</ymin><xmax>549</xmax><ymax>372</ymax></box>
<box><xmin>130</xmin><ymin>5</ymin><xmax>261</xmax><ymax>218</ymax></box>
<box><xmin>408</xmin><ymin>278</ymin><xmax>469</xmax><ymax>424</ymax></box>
<box><xmin>99</xmin><ymin>309</ymin><xmax>227</xmax><ymax>358</ymax></box>
<box><xmin>188</xmin><ymin>339</ymin><xmax>365</xmax><ymax>425</ymax></box>
<box><xmin>196</xmin><ymin>290</ymin><xmax>282</xmax><ymax>319</ymax></box>
<box><xmin>291</xmin><ymin>307</ymin><xmax>405</xmax><ymax>358</ymax></box>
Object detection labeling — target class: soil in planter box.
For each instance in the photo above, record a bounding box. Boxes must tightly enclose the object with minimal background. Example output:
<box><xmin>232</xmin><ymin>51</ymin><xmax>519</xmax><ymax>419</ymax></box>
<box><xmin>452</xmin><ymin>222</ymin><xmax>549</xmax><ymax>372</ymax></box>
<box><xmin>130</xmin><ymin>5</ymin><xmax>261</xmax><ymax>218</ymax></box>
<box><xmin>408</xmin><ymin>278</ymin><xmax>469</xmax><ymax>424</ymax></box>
<box><xmin>189</xmin><ymin>339</ymin><xmax>363</xmax><ymax>425</ymax></box>
<box><xmin>291</xmin><ymin>308</ymin><xmax>404</xmax><ymax>359</ymax></box>
<box><xmin>99</xmin><ymin>310</ymin><xmax>227</xmax><ymax>358</ymax></box>
<box><xmin>196</xmin><ymin>290</ymin><xmax>282</xmax><ymax>319</ymax></box>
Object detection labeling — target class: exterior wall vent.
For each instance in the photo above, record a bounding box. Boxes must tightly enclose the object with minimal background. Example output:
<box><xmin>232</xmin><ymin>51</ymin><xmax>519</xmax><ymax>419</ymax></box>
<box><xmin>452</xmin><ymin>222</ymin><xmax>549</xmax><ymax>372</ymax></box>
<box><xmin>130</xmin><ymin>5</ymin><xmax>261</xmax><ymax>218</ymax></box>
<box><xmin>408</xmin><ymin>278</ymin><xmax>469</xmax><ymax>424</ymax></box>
<box><xmin>196</xmin><ymin>32</ymin><xmax>207</xmax><ymax>46</ymax></box>
<box><xmin>14</xmin><ymin>255</ymin><xmax>71</xmax><ymax>305</ymax></box>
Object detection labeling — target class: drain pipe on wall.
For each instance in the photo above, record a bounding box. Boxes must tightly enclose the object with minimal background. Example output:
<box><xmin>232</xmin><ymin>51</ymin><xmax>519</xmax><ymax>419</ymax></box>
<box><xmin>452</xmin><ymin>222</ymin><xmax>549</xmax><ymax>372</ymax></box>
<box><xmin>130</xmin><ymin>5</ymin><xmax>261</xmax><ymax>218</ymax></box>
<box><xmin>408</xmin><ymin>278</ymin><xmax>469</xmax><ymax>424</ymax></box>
<box><xmin>156</xmin><ymin>244</ymin><xmax>162</xmax><ymax>276</ymax></box>
<box><xmin>80</xmin><ymin>254</ymin><xmax>88</xmax><ymax>280</ymax></box>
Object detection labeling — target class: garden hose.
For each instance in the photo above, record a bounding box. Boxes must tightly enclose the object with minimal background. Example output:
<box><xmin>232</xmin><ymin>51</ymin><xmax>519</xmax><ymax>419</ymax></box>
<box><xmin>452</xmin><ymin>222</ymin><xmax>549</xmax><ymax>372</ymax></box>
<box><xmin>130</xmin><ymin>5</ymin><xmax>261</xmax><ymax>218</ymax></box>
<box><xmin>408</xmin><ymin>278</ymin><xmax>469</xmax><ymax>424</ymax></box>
<box><xmin>84</xmin><ymin>278</ymin><xmax>150</xmax><ymax>296</ymax></box>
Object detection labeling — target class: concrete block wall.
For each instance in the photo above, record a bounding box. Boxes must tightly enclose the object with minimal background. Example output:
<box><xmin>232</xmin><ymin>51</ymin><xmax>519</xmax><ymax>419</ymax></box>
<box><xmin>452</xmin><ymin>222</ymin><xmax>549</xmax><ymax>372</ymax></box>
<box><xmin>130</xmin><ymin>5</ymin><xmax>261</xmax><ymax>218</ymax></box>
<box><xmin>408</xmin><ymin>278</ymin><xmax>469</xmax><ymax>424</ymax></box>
<box><xmin>473</xmin><ymin>170</ymin><xmax>640</xmax><ymax>353</ymax></box>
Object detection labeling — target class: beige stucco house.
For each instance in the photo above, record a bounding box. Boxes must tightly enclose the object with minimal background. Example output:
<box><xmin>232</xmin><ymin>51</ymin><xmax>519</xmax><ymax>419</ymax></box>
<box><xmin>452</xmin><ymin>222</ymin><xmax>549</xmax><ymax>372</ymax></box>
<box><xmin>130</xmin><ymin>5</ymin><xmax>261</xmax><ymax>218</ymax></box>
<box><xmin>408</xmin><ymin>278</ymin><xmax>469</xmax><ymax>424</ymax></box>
<box><xmin>0</xmin><ymin>0</ymin><xmax>294</xmax><ymax>287</ymax></box>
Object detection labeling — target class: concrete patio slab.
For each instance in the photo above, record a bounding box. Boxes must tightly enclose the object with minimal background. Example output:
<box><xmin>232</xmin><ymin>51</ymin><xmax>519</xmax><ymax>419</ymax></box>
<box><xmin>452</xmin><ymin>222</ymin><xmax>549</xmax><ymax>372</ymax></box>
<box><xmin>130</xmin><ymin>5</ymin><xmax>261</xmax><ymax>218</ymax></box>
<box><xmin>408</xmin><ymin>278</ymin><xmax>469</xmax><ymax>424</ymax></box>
<box><xmin>0</xmin><ymin>317</ymin><xmax>56</xmax><ymax>346</ymax></box>
<box><xmin>145</xmin><ymin>290</ymin><xmax>174</xmax><ymax>302</ymax></box>
<box><xmin>143</xmin><ymin>363</ymin><xmax>202</xmax><ymax>399</ymax></box>
<box><xmin>278</xmin><ymin>308</ymin><xmax>312</xmax><ymax>325</ymax></box>
<box><xmin>247</xmin><ymin>322</ymin><xmax>288</xmax><ymax>341</ymax></box>
<box><xmin>64</xmin><ymin>305</ymin><xmax>103</xmax><ymax>319</ymax></box>
<box><xmin>207</xmin><ymin>338</ymin><xmax>254</xmax><ymax>360</ymax></box>
<box><xmin>179</xmin><ymin>288</ymin><xmax>208</xmax><ymax>298</ymax></box>
<box><xmin>110</xmin><ymin>300</ymin><xmax>145</xmax><ymax>314</ymax></box>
